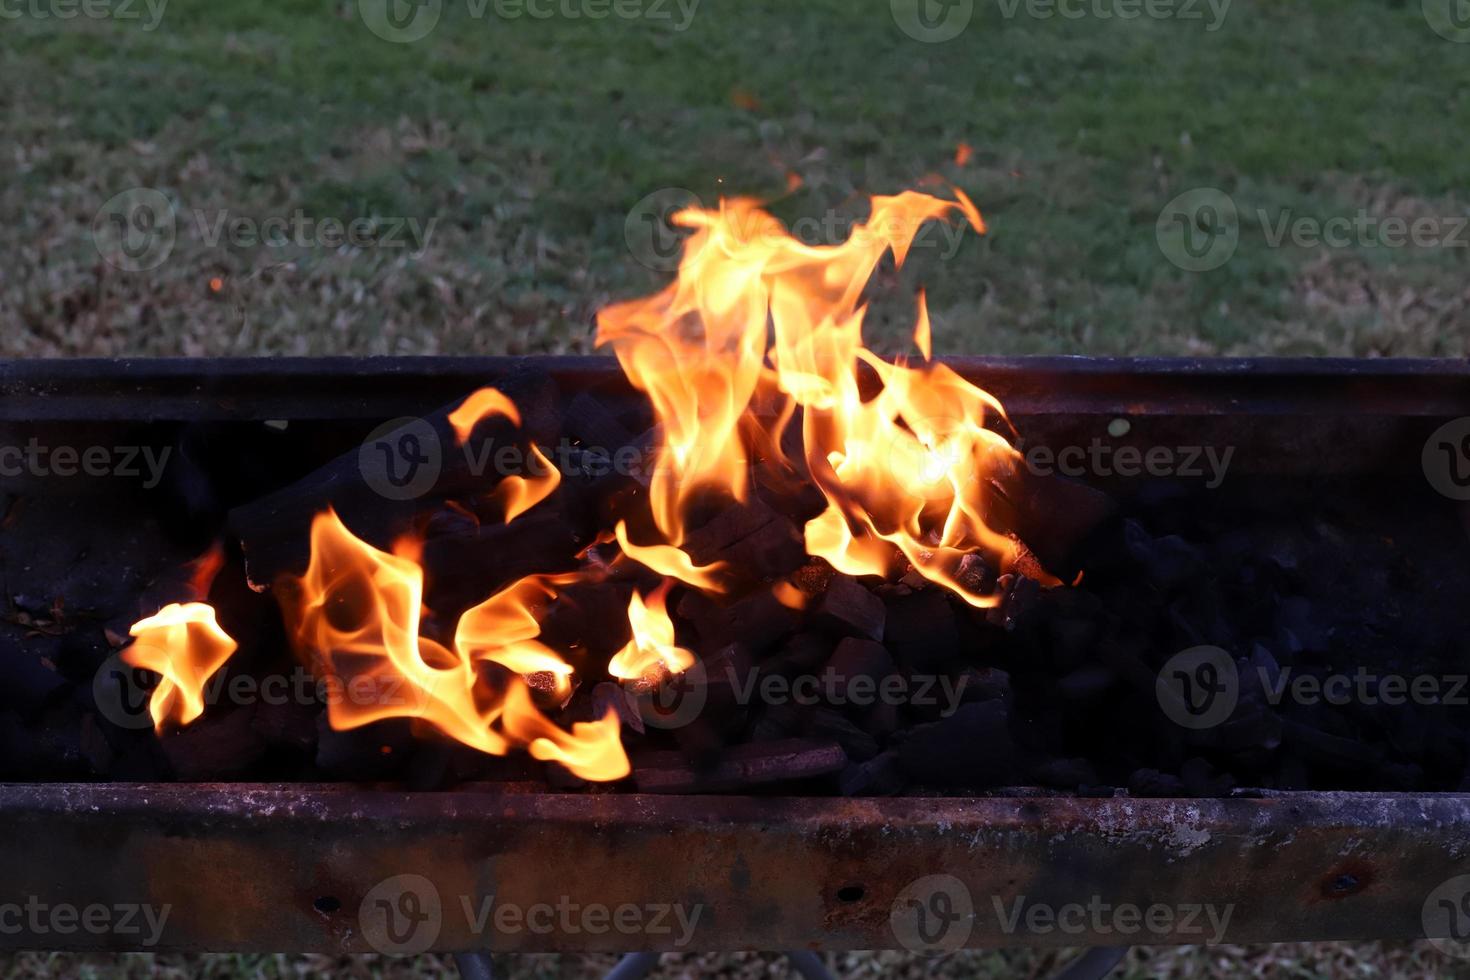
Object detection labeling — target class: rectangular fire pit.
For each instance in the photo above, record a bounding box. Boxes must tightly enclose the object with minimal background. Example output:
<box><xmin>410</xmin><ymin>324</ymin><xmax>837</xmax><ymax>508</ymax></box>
<box><xmin>1</xmin><ymin>356</ymin><xmax>1469</xmax><ymax>954</ymax></box>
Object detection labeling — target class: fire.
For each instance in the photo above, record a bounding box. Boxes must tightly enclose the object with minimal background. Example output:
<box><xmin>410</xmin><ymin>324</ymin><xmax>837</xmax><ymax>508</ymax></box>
<box><xmin>597</xmin><ymin>188</ymin><xmax>1044</xmax><ymax>606</ymax></box>
<box><xmin>122</xmin><ymin>602</ymin><xmax>238</xmax><ymax>732</ymax></box>
<box><xmin>284</xmin><ymin>509</ymin><xmax>628</xmax><ymax>780</ymax></box>
<box><xmin>126</xmin><ymin>185</ymin><xmax>1053</xmax><ymax>777</ymax></box>
<box><xmin>608</xmin><ymin>582</ymin><xmax>695</xmax><ymax>683</ymax></box>
<box><xmin>449</xmin><ymin>386</ymin><xmax>521</xmax><ymax>441</ymax></box>
<box><xmin>613</xmin><ymin>520</ymin><xmax>725</xmax><ymax>592</ymax></box>
<box><xmin>450</xmin><ymin>387</ymin><xmax>561</xmax><ymax>522</ymax></box>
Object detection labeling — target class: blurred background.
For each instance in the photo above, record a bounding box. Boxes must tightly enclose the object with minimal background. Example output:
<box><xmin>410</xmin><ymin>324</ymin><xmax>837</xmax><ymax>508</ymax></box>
<box><xmin>4</xmin><ymin>0</ymin><xmax>1470</xmax><ymax>975</ymax></box>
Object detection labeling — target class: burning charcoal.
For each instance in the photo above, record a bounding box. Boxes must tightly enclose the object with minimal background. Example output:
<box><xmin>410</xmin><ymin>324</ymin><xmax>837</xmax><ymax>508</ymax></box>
<box><xmin>701</xmin><ymin>643</ymin><xmax>755</xmax><ymax>705</ymax></box>
<box><xmin>534</xmin><ymin>578</ymin><xmax>636</xmax><ymax>667</ymax></box>
<box><xmin>951</xmin><ymin>552</ymin><xmax>994</xmax><ymax>596</ymax></box>
<box><xmin>0</xmin><ymin>639</ymin><xmax>67</xmax><ymax>717</ymax></box>
<box><xmin>420</xmin><ymin>508</ymin><xmax>584</xmax><ymax>620</ymax></box>
<box><xmin>790</xmin><ymin>559</ymin><xmax>835</xmax><ymax>598</ymax></box>
<box><xmin>1248</xmin><ymin>643</ymin><xmax>1283</xmax><ymax>689</ymax></box>
<box><xmin>764</xmin><ymin>632</ymin><xmax>833</xmax><ymax>677</ymax></box>
<box><xmin>592</xmin><ymin>681</ymin><xmax>644</xmax><ymax>735</ymax></box>
<box><xmin>1044</xmin><ymin>617</ymin><xmax>1099</xmax><ymax>674</ymax></box>
<box><xmin>747</xmin><ymin>700</ymin><xmax>807</xmax><ymax>743</ymax></box>
<box><xmin>896</xmin><ymin>700</ymin><xmax>1016</xmax><ymax>788</ymax></box>
<box><xmin>865</xmin><ymin>700</ymin><xmax>902</xmax><ymax>740</ymax></box>
<box><xmin>1275</xmin><ymin>596</ymin><xmax>1329</xmax><ymax>655</ymax></box>
<box><xmin>676</xmin><ymin>588</ymin><xmax>801</xmax><ymax>655</ymax></box>
<box><xmin>562</xmin><ymin>391</ymin><xmax>637</xmax><ymax>461</ymax></box>
<box><xmin>987</xmin><ymin>465</ymin><xmax>1117</xmax><ymax>577</ymax></box>
<box><xmin>1280</xmin><ymin>718</ymin><xmax>1382</xmax><ymax>773</ymax></box>
<box><xmin>1123</xmin><ymin>522</ymin><xmax>1207</xmax><ymax>590</ymax></box>
<box><xmin>899</xmin><ymin>665</ymin><xmax>1013</xmax><ymax>725</ymax></box>
<box><xmin>250</xmin><ymin>698</ymin><xmax>319</xmax><ymax>750</ymax></box>
<box><xmin>824</xmin><ymin>638</ymin><xmax>895</xmax><ymax>707</ymax></box>
<box><xmin>883</xmin><ymin>590</ymin><xmax>960</xmax><ymax>673</ymax></box>
<box><xmin>1032</xmin><ymin>758</ymin><xmax>1098</xmax><ymax>791</ymax></box>
<box><xmin>672</xmin><ymin>717</ymin><xmax>731</xmax><ymax>770</ymax></box>
<box><xmin>0</xmin><ymin>711</ymin><xmax>67</xmax><ymax>779</ymax></box>
<box><xmin>160</xmin><ymin>708</ymin><xmax>268</xmax><ymax>780</ymax></box>
<box><xmin>77</xmin><ymin>711</ymin><xmax>120</xmax><ymax>775</ymax></box>
<box><xmin>681</xmin><ymin>497</ymin><xmax>806</xmax><ymax>582</ymax></box>
<box><xmin>446</xmin><ymin>745</ymin><xmax>541</xmax><ymax>785</ymax></box>
<box><xmin>632</xmin><ymin>737</ymin><xmax>846</xmax><ymax>793</ymax></box>
<box><xmin>956</xmin><ymin>666</ymin><xmax>1011</xmax><ymax>703</ymax></box>
<box><xmin>314</xmin><ymin>716</ymin><xmax>417</xmax><ymax>780</ymax></box>
<box><xmin>227</xmin><ymin>367</ymin><xmax>561</xmax><ymax>588</ymax></box>
<box><xmin>1056</xmin><ymin>664</ymin><xmax>1116</xmax><ymax>707</ymax></box>
<box><xmin>1128</xmin><ymin>768</ymin><xmax>1186</xmax><ymax>798</ymax></box>
<box><xmin>811</xmin><ymin>574</ymin><xmax>885</xmax><ymax>641</ymax></box>
<box><xmin>839</xmin><ymin>750</ymin><xmax>907</xmax><ymax>796</ymax></box>
<box><xmin>984</xmin><ymin>574</ymin><xmax>1041</xmax><ymax>632</ymax></box>
<box><xmin>807</xmin><ymin>708</ymin><xmax>879</xmax><ymax>762</ymax></box>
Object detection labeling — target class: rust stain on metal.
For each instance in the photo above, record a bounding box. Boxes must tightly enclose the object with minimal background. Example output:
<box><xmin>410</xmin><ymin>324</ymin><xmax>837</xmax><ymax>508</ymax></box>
<box><xmin>0</xmin><ymin>785</ymin><xmax>1466</xmax><ymax>952</ymax></box>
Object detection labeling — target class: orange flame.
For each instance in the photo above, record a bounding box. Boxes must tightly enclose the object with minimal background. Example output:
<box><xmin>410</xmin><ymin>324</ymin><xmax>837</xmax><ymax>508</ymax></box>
<box><xmin>597</xmin><ymin>189</ymin><xmax>1040</xmax><ymax>606</ymax></box>
<box><xmin>285</xmin><ymin>509</ymin><xmax>628</xmax><ymax>780</ymax></box>
<box><xmin>449</xmin><ymin>387</ymin><xmax>521</xmax><ymax>442</ymax></box>
<box><xmin>137</xmin><ymin>186</ymin><xmax>1052</xmax><ymax>775</ymax></box>
<box><xmin>449</xmin><ymin>387</ymin><xmax>562</xmax><ymax>522</ymax></box>
<box><xmin>492</xmin><ymin>443</ymin><xmax>561</xmax><ymax>523</ymax></box>
<box><xmin>613</xmin><ymin>520</ymin><xmax>725</xmax><ymax>592</ymax></box>
<box><xmin>122</xmin><ymin>602</ymin><xmax>238</xmax><ymax>732</ymax></box>
<box><xmin>608</xmin><ymin>582</ymin><xmax>695</xmax><ymax>683</ymax></box>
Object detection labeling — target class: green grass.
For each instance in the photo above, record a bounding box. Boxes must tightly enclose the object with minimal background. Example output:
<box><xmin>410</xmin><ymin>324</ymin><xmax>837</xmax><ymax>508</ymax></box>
<box><xmin>4</xmin><ymin>0</ymin><xmax>1469</xmax><ymax>357</ymax></box>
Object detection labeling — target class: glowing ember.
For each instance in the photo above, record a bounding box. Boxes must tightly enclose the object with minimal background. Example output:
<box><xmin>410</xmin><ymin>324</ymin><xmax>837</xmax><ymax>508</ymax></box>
<box><xmin>608</xmin><ymin>582</ymin><xmax>695</xmax><ymax>683</ymax></box>
<box><xmin>122</xmin><ymin>602</ymin><xmax>238</xmax><ymax>732</ymax></box>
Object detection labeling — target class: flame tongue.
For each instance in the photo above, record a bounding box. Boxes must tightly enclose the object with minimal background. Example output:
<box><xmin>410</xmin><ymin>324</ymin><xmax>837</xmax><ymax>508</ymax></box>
<box><xmin>286</xmin><ymin>509</ymin><xmax>628</xmax><ymax>780</ymax></box>
<box><xmin>598</xmin><ymin>188</ymin><xmax>1032</xmax><ymax>604</ymax></box>
<box><xmin>122</xmin><ymin>602</ymin><xmax>238</xmax><ymax>732</ymax></box>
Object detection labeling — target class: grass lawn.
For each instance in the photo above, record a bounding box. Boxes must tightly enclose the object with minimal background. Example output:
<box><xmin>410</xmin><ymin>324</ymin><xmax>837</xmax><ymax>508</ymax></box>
<box><xmin>4</xmin><ymin>0</ymin><xmax>1469</xmax><ymax>359</ymax></box>
<box><xmin>4</xmin><ymin>1</ymin><xmax>1470</xmax><ymax>976</ymax></box>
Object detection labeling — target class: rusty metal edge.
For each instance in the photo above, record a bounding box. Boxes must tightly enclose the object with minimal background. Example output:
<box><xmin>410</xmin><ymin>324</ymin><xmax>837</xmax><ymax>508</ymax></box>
<box><xmin>2</xmin><ymin>356</ymin><xmax>1469</xmax><ymax>420</ymax></box>
<box><xmin>0</xmin><ymin>783</ymin><xmax>1467</xmax><ymax>953</ymax></box>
